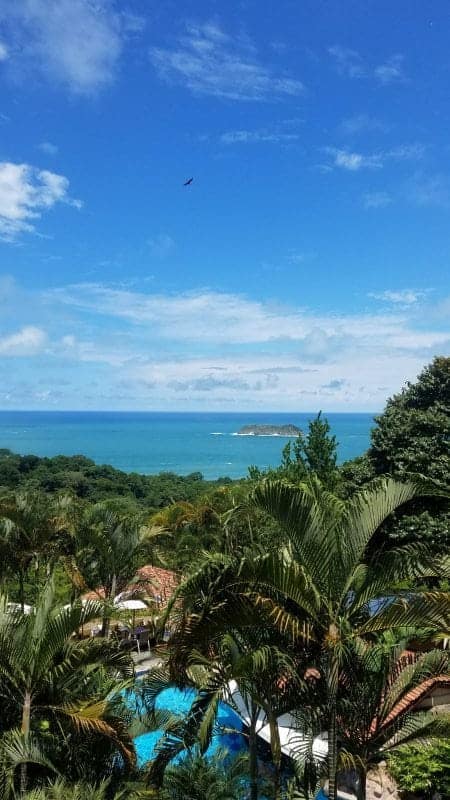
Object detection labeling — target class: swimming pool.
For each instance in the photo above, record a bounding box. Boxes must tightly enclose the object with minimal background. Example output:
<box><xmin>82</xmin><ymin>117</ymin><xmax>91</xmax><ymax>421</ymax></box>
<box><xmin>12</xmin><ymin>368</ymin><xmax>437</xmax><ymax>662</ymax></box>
<box><xmin>127</xmin><ymin>686</ymin><xmax>247</xmax><ymax>767</ymax></box>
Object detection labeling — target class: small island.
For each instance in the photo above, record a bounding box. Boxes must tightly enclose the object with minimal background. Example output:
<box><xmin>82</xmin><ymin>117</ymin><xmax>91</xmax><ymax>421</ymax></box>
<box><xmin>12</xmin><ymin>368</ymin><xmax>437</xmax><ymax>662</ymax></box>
<box><xmin>237</xmin><ymin>424</ymin><xmax>301</xmax><ymax>436</ymax></box>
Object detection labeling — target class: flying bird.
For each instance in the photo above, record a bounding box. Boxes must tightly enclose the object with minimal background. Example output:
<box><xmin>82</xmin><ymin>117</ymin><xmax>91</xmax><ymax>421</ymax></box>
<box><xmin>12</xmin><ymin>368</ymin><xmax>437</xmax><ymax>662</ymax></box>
<box><xmin>183</xmin><ymin>177</ymin><xmax>194</xmax><ymax>186</ymax></box>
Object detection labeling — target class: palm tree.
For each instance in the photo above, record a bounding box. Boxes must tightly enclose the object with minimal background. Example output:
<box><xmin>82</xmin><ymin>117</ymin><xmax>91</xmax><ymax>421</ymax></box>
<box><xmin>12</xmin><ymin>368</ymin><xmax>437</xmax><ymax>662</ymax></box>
<box><xmin>159</xmin><ymin>750</ymin><xmax>248</xmax><ymax>800</ymax></box>
<box><xmin>143</xmin><ymin>629</ymin><xmax>303</xmax><ymax>800</ymax></box>
<box><xmin>21</xmin><ymin>779</ymin><xmax>146</xmax><ymax>799</ymax></box>
<box><xmin>0</xmin><ymin>492</ymin><xmax>75</xmax><ymax>610</ymax></box>
<box><xmin>0</xmin><ymin>577</ymin><xmax>135</xmax><ymax>795</ymax></box>
<box><xmin>336</xmin><ymin>635</ymin><xmax>450</xmax><ymax>800</ymax></box>
<box><xmin>165</xmin><ymin>477</ymin><xmax>450</xmax><ymax>800</ymax></box>
<box><xmin>73</xmin><ymin>504</ymin><xmax>157</xmax><ymax>636</ymax></box>
<box><xmin>243</xmin><ymin>478</ymin><xmax>450</xmax><ymax>799</ymax></box>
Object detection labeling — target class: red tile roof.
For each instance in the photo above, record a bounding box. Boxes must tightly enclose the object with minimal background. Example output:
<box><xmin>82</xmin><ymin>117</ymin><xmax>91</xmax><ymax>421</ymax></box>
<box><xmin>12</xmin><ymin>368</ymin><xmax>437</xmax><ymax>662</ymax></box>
<box><xmin>382</xmin><ymin>675</ymin><xmax>450</xmax><ymax>728</ymax></box>
<box><xmin>129</xmin><ymin>565</ymin><xmax>179</xmax><ymax>607</ymax></box>
<box><xmin>81</xmin><ymin>566</ymin><xmax>179</xmax><ymax>608</ymax></box>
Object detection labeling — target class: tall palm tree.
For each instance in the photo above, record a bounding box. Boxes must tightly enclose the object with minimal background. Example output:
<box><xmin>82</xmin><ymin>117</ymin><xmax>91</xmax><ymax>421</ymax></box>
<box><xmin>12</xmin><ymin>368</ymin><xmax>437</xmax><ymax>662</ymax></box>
<box><xmin>244</xmin><ymin>478</ymin><xmax>450</xmax><ymax>800</ymax></box>
<box><xmin>0</xmin><ymin>492</ymin><xmax>76</xmax><ymax>610</ymax></box>
<box><xmin>73</xmin><ymin>504</ymin><xmax>157</xmax><ymax>636</ymax></box>
<box><xmin>143</xmin><ymin>629</ymin><xmax>303</xmax><ymax>800</ymax></box>
<box><xmin>336</xmin><ymin>636</ymin><xmax>450</xmax><ymax>800</ymax></box>
<box><xmin>0</xmin><ymin>577</ymin><xmax>135</xmax><ymax>795</ymax></box>
<box><xmin>165</xmin><ymin>477</ymin><xmax>450</xmax><ymax>800</ymax></box>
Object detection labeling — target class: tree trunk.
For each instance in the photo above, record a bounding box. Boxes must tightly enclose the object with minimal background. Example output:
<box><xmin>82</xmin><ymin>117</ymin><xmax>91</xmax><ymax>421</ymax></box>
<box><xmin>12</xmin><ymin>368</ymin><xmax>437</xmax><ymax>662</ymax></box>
<box><xmin>357</xmin><ymin>765</ymin><xmax>367</xmax><ymax>800</ymax></box>
<box><xmin>20</xmin><ymin>689</ymin><xmax>32</xmax><ymax>794</ymax></box>
<box><xmin>101</xmin><ymin>574</ymin><xmax>117</xmax><ymax>638</ymax></box>
<box><xmin>268</xmin><ymin>708</ymin><xmax>282</xmax><ymax>800</ymax></box>
<box><xmin>328</xmin><ymin>702</ymin><xmax>338</xmax><ymax>800</ymax></box>
<box><xmin>249</xmin><ymin>707</ymin><xmax>259</xmax><ymax>800</ymax></box>
<box><xmin>327</xmin><ymin>643</ymin><xmax>340</xmax><ymax>800</ymax></box>
<box><xmin>19</xmin><ymin>569</ymin><xmax>25</xmax><ymax>613</ymax></box>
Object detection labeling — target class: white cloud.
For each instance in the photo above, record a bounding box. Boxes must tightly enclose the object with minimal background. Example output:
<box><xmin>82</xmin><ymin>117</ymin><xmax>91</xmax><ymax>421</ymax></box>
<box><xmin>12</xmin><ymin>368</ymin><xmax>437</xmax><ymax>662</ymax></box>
<box><xmin>329</xmin><ymin>46</ymin><xmax>407</xmax><ymax>85</ymax></box>
<box><xmin>326</xmin><ymin>144</ymin><xmax>423</xmax><ymax>172</ymax></box>
<box><xmin>4</xmin><ymin>281</ymin><xmax>449</xmax><ymax>410</ymax></box>
<box><xmin>374</xmin><ymin>55</ymin><xmax>406</xmax><ymax>84</ymax></box>
<box><xmin>0</xmin><ymin>41</ymin><xmax>8</xmax><ymax>61</ymax></box>
<box><xmin>327</xmin><ymin>148</ymin><xmax>383</xmax><ymax>171</ymax></box>
<box><xmin>38</xmin><ymin>141</ymin><xmax>58</xmax><ymax>156</ymax></box>
<box><xmin>0</xmin><ymin>161</ymin><xmax>81</xmax><ymax>240</ymax></box>
<box><xmin>220</xmin><ymin>128</ymin><xmax>299</xmax><ymax>144</ymax></box>
<box><xmin>46</xmin><ymin>283</ymin><xmax>448</xmax><ymax>355</ymax></box>
<box><xmin>1</xmin><ymin>0</ymin><xmax>131</xmax><ymax>94</ymax></box>
<box><xmin>0</xmin><ymin>326</ymin><xmax>47</xmax><ymax>356</ymax></box>
<box><xmin>363</xmin><ymin>191</ymin><xmax>392</xmax><ymax>209</ymax></box>
<box><xmin>338</xmin><ymin>113</ymin><xmax>389</xmax><ymax>136</ymax></box>
<box><xmin>369</xmin><ymin>289</ymin><xmax>426</xmax><ymax>306</ymax></box>
<box><xmin>328</xmin><ymin>45</ymin><xmax>366</xmax><ymax>78</ymax></box>
<box><xmin>150</xmin><ymin>21</ymin><xmax>304</xmax><ymax>101</ymax></box>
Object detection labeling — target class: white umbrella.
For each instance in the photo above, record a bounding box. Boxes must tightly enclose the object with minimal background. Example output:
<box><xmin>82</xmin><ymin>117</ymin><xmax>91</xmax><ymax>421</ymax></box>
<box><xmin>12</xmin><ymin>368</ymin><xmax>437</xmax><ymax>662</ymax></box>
<box><xmin>113</xmin><ymin>597</ymin><xmax>148</xmax><ymax>628</ymax></box>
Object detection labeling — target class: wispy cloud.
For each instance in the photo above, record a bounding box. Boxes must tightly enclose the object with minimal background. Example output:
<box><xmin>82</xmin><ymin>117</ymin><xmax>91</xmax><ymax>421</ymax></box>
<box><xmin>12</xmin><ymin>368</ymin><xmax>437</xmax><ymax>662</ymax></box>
<box><xmin>220</xmin><ymin>128</ymin><xmax>299</xmax><ymax>144</ymax></box>
<box><xmin>46</xmin><ymin>283</ymin><xmax>449</xmax><ymax>354</ymax></box>
<box><xmin>38</xmin><ymin>141</ymin><xmax>58</xmax><ymax>156</ymax></box>
<box><xmin>329</xmin><ymin>45</ymin><xmax>407</xmax><ymax>85</ymax></box>
<box><xmin>0</xmin><ymin>41</ymin><xmax>8</xmax><ymax>61</ymax></box>
<box><xmin>1</xmin><ymin>0</ymin><xmax>140</xmax><ymax>94</ymax></box>
<box><xmin>150</xmin><ymin>21</ymin><xmax>304</xmax><ymax>101</ymax></box>
<box><xmin>0</xmin><ymin>326</ymin><xmax>47</xmax><ymax>356</ymax></box>
<box><xmin>0</xmin><ymin>161</ymin><xmax>82</xmax><ymax>241</ymax></box>
<box><xmin>2</xmin><ymin>281</ymin><xmax>449</xmax><ymax>409</ymax></box>
<box><xmin>363</xmin><ymin>191</ymin><xmax>392</xmax><ymax>208</ymax></box>
<box><xmin>328</xmin><ymin>149</ymin><xmax>383</xmax><ymax>171</ymax></box>
<box><xmin>338</xmin><ymin>113</ymin><xmax>390</xmax><ymax>136</ymax></box>
<box><xmin>374</xmin><ymin>54</ymin><xmax>406</xmax><ymax>84</ymax></box>
<box><xmin>328</xmin><ymin>45</ymin><xmax>366</xmax><ymax>78</ymax></box>
<box><xmin>325</xmin><ymin>143</ymin><xmax>423</xmax><ymax>172</ymax></box>
<box><xmin>406</xmin><ymin>172</ymin><xmax>450</xmax><ymax>208</ymax></box>
<box><xmin>369</xmin><ymin>289</ymin><xmax>426</xmax><ymax>305</ymax></box>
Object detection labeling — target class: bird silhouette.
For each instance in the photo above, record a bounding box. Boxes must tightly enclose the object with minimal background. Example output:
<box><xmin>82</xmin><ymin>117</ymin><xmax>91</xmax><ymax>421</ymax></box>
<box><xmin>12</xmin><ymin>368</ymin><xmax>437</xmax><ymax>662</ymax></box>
<box><xmin>183</xmin><ymin>177</ymin><xmax>194</xmax><ymax>186</ymax></box>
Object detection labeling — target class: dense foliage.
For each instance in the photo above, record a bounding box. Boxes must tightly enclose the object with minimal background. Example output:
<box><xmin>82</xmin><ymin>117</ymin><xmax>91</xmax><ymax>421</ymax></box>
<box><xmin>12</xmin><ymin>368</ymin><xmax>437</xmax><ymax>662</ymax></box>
<box><xmin>388</xmin><ymin>739</ymin><xmax>450</xmax><ymax>798</ymax></box>
<box><xmin>0</xmin><ymin>449</ymin><xmax>230</xmax><ymax>509</ymax></box>
<box><xmin>341</xmin><ymin>357</ymin><xmax>450</xmax><ymax>551</ymax></box>
<box><xmin>249</xmin><ymin>412</ymin><xmax>339</xmax><ymax>489</ymax></box>
<box><xmin>0</xmin><ymin>357</ymin><xmax>449</xmax><ymax>798</ymax></box>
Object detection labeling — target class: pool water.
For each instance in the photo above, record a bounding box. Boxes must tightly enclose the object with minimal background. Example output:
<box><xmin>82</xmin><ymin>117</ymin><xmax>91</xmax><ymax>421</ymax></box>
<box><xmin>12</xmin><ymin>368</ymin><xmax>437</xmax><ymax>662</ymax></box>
<box><xmin>128</xmin><ymin>686</ymin><xmax>246</xmax><ymax>767</ymax></box>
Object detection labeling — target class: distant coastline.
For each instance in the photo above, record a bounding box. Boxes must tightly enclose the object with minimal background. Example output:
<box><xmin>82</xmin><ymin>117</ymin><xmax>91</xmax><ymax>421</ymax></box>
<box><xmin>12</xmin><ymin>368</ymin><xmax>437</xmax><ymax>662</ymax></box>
<box><xmin>0</xmin><ymin>411</ymin><xmax>374</xmax><ymax>480</ymax></box>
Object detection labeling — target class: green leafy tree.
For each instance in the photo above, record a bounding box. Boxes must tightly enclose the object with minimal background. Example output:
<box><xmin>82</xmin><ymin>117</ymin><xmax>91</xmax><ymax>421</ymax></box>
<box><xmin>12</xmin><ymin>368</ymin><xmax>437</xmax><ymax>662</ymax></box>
<box><xmin>336</xmin><ymin>636</ymin><xmax>450</xmax><ymax>800</ymax></box>
<box><xmin>388</xmin><ymin>739</ymin><xmax>450</xmax><ymax>799</ymax></box>
<box><xmin>0</xmin><ymin>493</ymin><xmax>76</xmax><ymax>610</ymax></box>
<box><xmin>342</xmin><ymin>357</ymin><xmax>450</xmax><ymax>551</ymax></box>
<box><xmin>166</xmin><ymin>477</ymin><xmax>450</xmax><ymax>800</ymax></box>
<box><xmin>73</xmin><ymin>504</ymin><xmax>157</xmax><ymax>636</ymax></box>
<box><xmin>0</xmin><ymin>579</ymin><xmax>135</xmax><ymax>795</ymax></box>
<box><xmin>145</xmin><ymin>630</ymin><xmax>302</xmax><ymax>800</ymax></box>
<box><xmin>247</xmin><ymin>478</ymin><xmax>450</xmax><ymax>800</ymax></box>
<box><xmin>250</xmin><ymin>413</ymin><xmax>339</xmax><ymax>489</ymax></box>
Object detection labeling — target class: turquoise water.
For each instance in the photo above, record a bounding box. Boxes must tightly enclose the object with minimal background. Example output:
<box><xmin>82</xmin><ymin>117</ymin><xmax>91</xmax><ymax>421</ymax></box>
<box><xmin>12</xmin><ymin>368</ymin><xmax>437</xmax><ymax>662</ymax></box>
<box><xmin>0</xmin><ymin>411</ymin><xmax>374</xmax><ymax>480</ymax></box>
<box><xmin>128</xmin><ymin>686</ymin><xmax>245</xmax><ymax>767</ymax></box>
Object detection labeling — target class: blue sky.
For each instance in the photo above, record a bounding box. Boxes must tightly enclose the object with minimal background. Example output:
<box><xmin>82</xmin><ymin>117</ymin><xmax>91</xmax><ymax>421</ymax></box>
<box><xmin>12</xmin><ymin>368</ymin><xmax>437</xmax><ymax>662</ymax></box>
<box><xmin>0</xmin><ymin>0</ymin><xmax>449</xmax><ymax>411</ymax></box>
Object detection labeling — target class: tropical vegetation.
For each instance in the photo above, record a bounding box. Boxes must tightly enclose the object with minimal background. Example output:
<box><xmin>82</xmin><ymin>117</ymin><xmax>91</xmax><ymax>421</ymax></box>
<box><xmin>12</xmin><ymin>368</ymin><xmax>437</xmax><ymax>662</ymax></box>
<box><xmin>0</xmin><ymin>357</ymin><xmax>448</xmax><ymax>798</ymax></box>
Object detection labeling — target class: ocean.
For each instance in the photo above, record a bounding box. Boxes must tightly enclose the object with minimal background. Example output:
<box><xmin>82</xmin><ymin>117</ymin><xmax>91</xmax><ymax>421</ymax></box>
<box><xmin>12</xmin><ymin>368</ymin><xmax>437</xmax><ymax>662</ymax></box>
<box><xmin>0</xmin><ymin>411</ymin><xmax>375</xmax><ymax>480</ymax></box>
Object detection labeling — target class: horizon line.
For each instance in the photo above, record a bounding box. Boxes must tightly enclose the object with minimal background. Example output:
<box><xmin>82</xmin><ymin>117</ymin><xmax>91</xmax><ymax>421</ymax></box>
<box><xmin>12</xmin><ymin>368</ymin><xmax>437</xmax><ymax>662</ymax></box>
<box><xmin>0</xmin><ymin>408</ymin><xmax>380</xmax><ymax>415</ymax></box>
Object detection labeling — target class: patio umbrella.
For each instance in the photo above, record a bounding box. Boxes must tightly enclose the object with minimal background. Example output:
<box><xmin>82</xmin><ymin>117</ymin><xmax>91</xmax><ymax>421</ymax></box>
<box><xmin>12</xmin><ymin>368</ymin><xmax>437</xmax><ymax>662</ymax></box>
<box><xmin>113</xmin><ymin>597</ymin><xmax>148</xmax><ymax>629</ymax></box>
